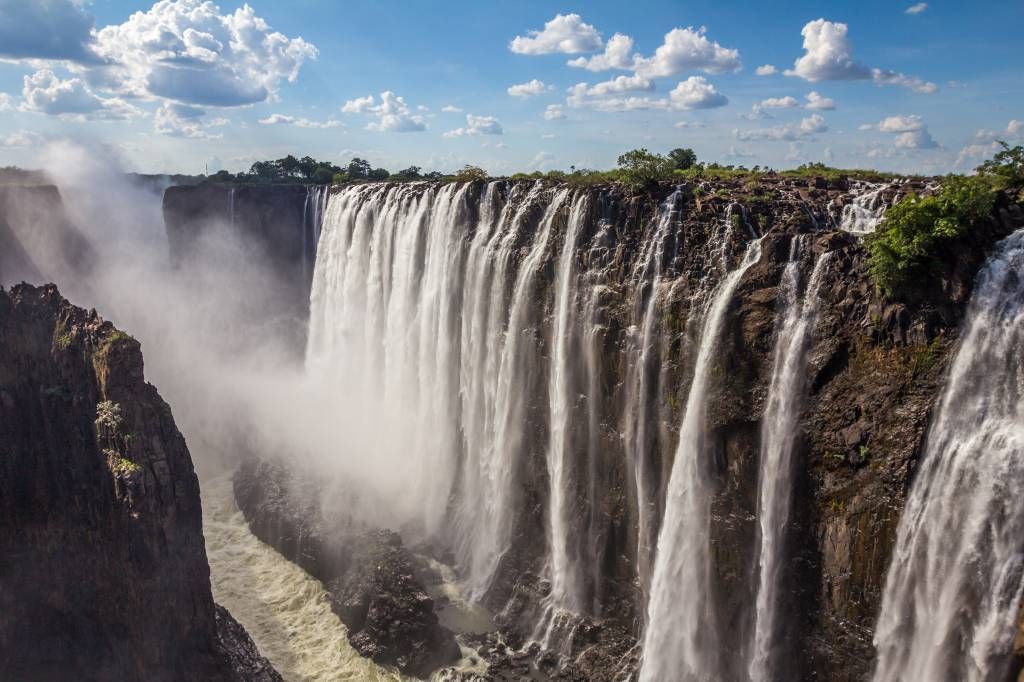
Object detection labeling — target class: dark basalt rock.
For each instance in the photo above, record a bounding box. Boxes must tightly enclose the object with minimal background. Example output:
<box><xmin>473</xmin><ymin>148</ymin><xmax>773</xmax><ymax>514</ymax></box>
<box><xmin>0</xmin><ymin>283</ymin><xmax>278</xmax><ymax>681</ymax></box>
<box><xmin>234</xmin><ymin>457</ymin><xmax>461</xmax><ymax>678</ymax></box>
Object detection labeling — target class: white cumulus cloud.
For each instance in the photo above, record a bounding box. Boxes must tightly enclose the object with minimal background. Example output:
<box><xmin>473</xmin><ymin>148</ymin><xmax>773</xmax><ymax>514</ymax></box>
<box><xmin>633</xmin><ymin>27</ymin><xmax>741</xmax><ymax>78</ymax></box>
<box><xmin>0</xmin><ymin>93</ymin><xmax>11</xmax><ymax>112</ymax></box>
<box><xmin>20</xmin><ymin>68</ymin><xmax>140</xmax><ymax>120</ymax></box>
<box><xmin>507</xmin><ymin>79</ymin><xmax>552</xmax><ymax>97</ymax></box>
<box><xmin>509</xmin><ymin>13</ymin><xmax>603</xmax><ymax>55</ymax></box>
<box><xmin>154</xmin><ymin>102</ymin><xmax>222</xmax><ymax>139</ymax></box>
<box><xmin>341</xmin><ymin>92</ymin><xmax>427</xmax><ymax>132</ymax></box>
<box><xmin>863</xmin><ymin>114</ymin><xmax>939</xmax><ymax>149</ymax></box>
<box><xmin>444</xmin><ymin>114</ymin><xmax>503</xmax><ymax>137</ymax></box>
<box><xmin>786</xmin><ymin>19</ymin><xmax>936</xmax><ymax>94</ymax></box>
<box><xmin>544</xmin><ymin>104</ymin><xmax>566</xmax><ymax>120</ymax></box>
<box><xmin>669</xmin><ymin>76</ymin><xmax>728</xmax><ymax>110</ymax></box>
<box><xmin>755</xmin><ymin>64</ymin><xmax>778</xmax><ymax>76</ymax></box>
<box><xmin>567</xmin><ymin>33</ymin><xmax>637</xmax><ymax>71</ymax></box>
<box><xmin>905</xmin><ymin>3</ymin><xmax>928</xmax><ymax>14</ymax></box>
<box><xmin>441</xmin><ymin>104</ymin><xmax>463</xmax><ymax>113</ymax></box>
<box><xmin>88</xmin><ymin>0</ymin><xmax>317</xmax><ymax>107</ymax></box>
<box><xmin>805</xmin><ymin>91</ymin><xmax>836</xmax><ymax>110</ymax></box>
<box><xmin>734</xmin><ymin>113</ymin><xmax>828</xmax><ymax>141</ymax></box>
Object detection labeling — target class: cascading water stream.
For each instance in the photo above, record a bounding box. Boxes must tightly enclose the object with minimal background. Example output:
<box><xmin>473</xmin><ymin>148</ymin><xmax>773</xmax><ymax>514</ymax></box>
<box><xmin>840</xmin><ymin>183</ymin><xmax>890</xmax><ymax>234</ymax></box>
<box><xmin>545</xmin><ymin>191</ymin><xmax>590</xmax><ymax>615</ymax></box>
<box><xmin>640</xmin><ymin>236</ymin><xmax>764</xmax><ymax>682</ymax></box>
<box><xmin>872</xmin><ymin>229</ymin><xmax>1024</xmax><ymax>682</ymax></box>
<box><xmin>748</xmin><ymin>242</ymin><xmax>833</xmax><ymax>682</ymax></box>
<box><xmin>623</xmin><ymin>189</ymin><xmax>681</xmax><ymax>595</ymax></box>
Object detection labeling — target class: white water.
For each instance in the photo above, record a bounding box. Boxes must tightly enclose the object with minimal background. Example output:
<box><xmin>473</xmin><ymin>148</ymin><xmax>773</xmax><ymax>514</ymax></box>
<box><xmin>748</xmin><ymin>243</ymin><xmax>832</xmax><ymax>682</ymax></box>
<box><xmin>640</xmin><ymin>237</ymin><xmax>764</xmax><ymax>682</ymax></box>
<box><xmin>546</xmin><ymin>192</ymin><xmax>590</xmax><ymax>613</ymax></box>
<box><xmin>873</xmin><ymin>229</ymin><xmax>1024</xmax><ymax>682</ymax></box>
<box><xmin>203</xmin><ymin>474</ymin><xmax>407</xmax><ymax>682</ymax></box>
<box><xmin>622</xmin><ymin>190</ymin><xmax>681</xmax><ymax>596</ymax></box>
<box><xmin>840</xmin><ymin>183</ymin><xmax>890</xmax><ymax>234</ymax></box>
<box><xmin>307</xmin><ymin>183</ymin><xmax>588</xmax><ymax>602</ymax></box>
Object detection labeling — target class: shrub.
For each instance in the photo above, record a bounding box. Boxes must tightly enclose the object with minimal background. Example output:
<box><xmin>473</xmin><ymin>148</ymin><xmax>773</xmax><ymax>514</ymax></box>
<box><xmin>976</xmin><ymin>142</ymin><xmax>1024</xmax><ymax>190</ymax></box>
<box><xmin>865</xmin><ymin>175</ymin><xmax>996</xmax><ymax>297</ymax></box>
<box><xmin>454</xmin><ymin>165</ymin><xmax>488</xmax><ymax>182</ymax></box>
<box><xmin>616</xmin><ymin>148</ymin><xmax>674</xmax><ymax>189</ymax></box>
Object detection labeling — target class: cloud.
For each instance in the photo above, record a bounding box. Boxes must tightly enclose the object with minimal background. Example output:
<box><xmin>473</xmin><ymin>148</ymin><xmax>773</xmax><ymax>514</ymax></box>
<box><xmin>785</xmin><ymin>19</ymin><xmax>936</xmax><ymax>94</ymax></box>
<box><xmin>342</xmin><ymin>95</ymin><xmax>376</xmax><ymax>113</ymax></box>
<box><xmin>0</xmin><ymin>0</ymin><xmax>100</xmax><ymax>62</ymax></box>
<box><xmin>570</xmin><ymin>74</ymin><xmax>654</xmax><ymax>98</ymax></box>
<box><xmin>905</xmin><ymin>3</ymin><xmax>928</xmax><ymax>14</ymax></box>
<box><xmin>674</xmin><ymin>120</ymin><xmax>707</xmax><ymax>129</ymax></box>
<box><xmin>870</xmin><ymin>69</ymin><xmax>938</xmax><ymax>94</ymax></box>
<box><xmin>668</xmin><ymin>76</ymin><xmax>728</xmax><ymax>110</ymax></box>
<box><xmin>1</xmin><ymin>130</ymin><xmax>45</xmax><ymax>147</ymax></box>
<box><xmin>785</xmin><ymin>19</ymin><xmax>871</xmax><ymax>81</ymax></box>
<box><xmin>633</xmin><ymin>27</ymin><xmax>741</xmax><ymax>78</ymax></box>
<box><xmin>258</xmin><ymin>113</ymin><xmax>342</xmax><ymax>128</ymax></box>
<box><xmin>755</xmin><ymin>64</ymin><xmax>778</xmax><ymax>76</ymax></box>
<box><xmin>567</xmin><ymin>33</ymin><xmax>637</xmax><ymax>71</ymax></box>
<box><xmin>805</xmin><ymin>91</ymin><xmax>836</xmax><ymax>110</ymax></box>
<box><xmin>529</xmin><ymin>151</ymin><xmax>557</xmax><ymax>170</ymax></box>
<box><xmin>444</xmin><ymin>114</ymin><xmax>503</xmax><ymax>137</ymax></box>
<box><xmin>441</xmin><ymin>105</ymin><xmax>463</xmax><ymax>113</ymax></box>
<box><xmin>20</xmin><ymin>68</ymin><xmax>140</xmax><ymax>120</ymax></box>
<box><xmin>341</xmin><ymin>92</ymin><xmax>427</xmax><ymax>132</ymax></box>
<box><xmin>894</xmin><ymin>128</ymin><xmax>938</xmax><ymax>149</ymax></box>
<box><xmin>862</xmin><ymin>114</ymin><xmax>939</xmax><ymax>149</ymax></box>
<box><xmin>89</xmin><ymin>0</ymin><xmax>317</xmax><ymax>107</ymax></box>
<box><xmin>154</xmin><ymin>102</ymin><xmax>222</xmax><ymax>139</ymax></box>
<box><xmin>507</xmin><ymin>79</ymin><xmax>552</xmax><ymax>97</ymax></box>
<box><xmin>734</xmin><ymin>113</ymin><xmax>828</xmax><ymax>141</ymax></box>
<box><xmin>509</xmin><ymin>13</ymin><xmax>602</xmax><ymax>55</ymax></box>
<box><xmin>0</xmin><ymin>93</ymin><xmax>11</xmax><ymax>112</ymax></box>
<box><xmin>566</xmin><ymin>75</ymin><xmax>726</xmax><ymax>112</ymax></box>
<box><xmin>544</xmin><ymin>104</ymin><xmax>566</xmax><ymax>120</ymax></box>
<box><xmin>752</xmin><ymin>95</ymin><xmax>800</xmax><ymax>115</ymax></box>
<box><xmin>541</xmin><ymin>133</ymin><xmax>556</xmax><ymax>139</ymax></box>
<box><xmin>726</xmin><ymin>145</ymin><xmax>755</xmax><ymax>158</ymax></box>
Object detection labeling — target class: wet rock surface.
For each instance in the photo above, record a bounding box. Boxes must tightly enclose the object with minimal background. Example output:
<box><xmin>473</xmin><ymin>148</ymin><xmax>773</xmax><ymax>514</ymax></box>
<box><xmin>234</xmin><ymin>457</ymin><xmax>461</xmax><ymax>677</ymax></box>
<box><xmin>0</xmin><ymin>283</ymin><xmax>277</xmax><ymax>681</ymax></box>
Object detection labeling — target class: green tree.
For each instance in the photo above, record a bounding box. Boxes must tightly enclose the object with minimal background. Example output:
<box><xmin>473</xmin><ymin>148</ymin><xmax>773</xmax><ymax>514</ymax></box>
<box><xmin>976</xmin><ymin>142</ymin><xmax>1024</xmax><ymax>190</ymax></box>
<box><xmin>347</xmin><ymin>157</ymin><xmax>371</xmax><ymax>179</ymax></box>
<box><xmin>398</xmin><ymin>166</ymin><xmax>422</xmax><ymax>178</ymax></box>
<box><xmin>616</xmin><ymin>148</ymin><xmax>673</xmax><ymax>189</ymax></box>
<box><xmin>454</xmin><ymin>165</ymin><xmax>488</xmax><ymax>182</ymax></box>
<box><xmin>668</xmin><ymin>147</ymin><xmax>698</xmax><ymax>170</ymax></box>
<box><xmin>368</xmin><ymin>167</ymin><xmax>390</xmax><ymax>180</ymax></box>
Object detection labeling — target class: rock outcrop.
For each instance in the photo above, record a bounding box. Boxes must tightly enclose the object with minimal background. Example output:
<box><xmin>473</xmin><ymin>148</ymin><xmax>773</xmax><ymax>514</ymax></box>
<box><xmin>0</xmin><ymin>283</ymin><xmax>279</xmax><ymax>681</ymax></box>
<box><xmin>234</xmin><ymin>457</ymin><xmax>461</xmax><ymax>678</ymax></box>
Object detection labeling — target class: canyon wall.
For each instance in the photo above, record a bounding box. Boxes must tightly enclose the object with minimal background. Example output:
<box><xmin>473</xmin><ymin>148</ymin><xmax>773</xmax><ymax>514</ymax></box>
<box><xmin>0</xmin><ymin>283</ymin><xmax>279</xmax><ymax>681</ymax></box>
<box><xmin>168</xmin><ymin>177</ymin><xmax>1023</xmax><ymax>680</ymax></box>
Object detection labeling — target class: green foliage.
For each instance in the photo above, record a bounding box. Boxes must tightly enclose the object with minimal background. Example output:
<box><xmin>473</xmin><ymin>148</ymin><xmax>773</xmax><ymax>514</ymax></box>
<box><xmin>668</xmin><ymin>147</ymin><xmax>698</xmax><ymax>170</ymax></box>
<box><xmin>976</xmin><ymin>142</ymin><xmax>1024</xmax><ymax>190</ymax></box>
<box><xmin>332</xmin><ymin>172</ymin><xmax>348</xmax><ymax>183</ymax></box>
<box><xmin>616</xmin><ymin>148</ymin><xmax>674</xmax><ymax>189</ymax></box>
<box><xmin>347</xmin><ymin>157</ymin><xmax>371</xmax><ymax>179</ymax></box>
<box><xmin>454</xmin><ymin>165</ymin><xmax>489</xmax><ymax>182</ymax></box>
<box><xmin>396</xmin><ymin>166</ymin><xmax>422</xmax><ymax>179</ymax></box>
<box><xmin>108</xmin><ymin>454</ymin><xmax>141</xmax><ymax>476</ymax></box>
<box><xmin>865</xmin><ymin>175</ymin><xmax>997</xmax><ymax>297</ymax></box>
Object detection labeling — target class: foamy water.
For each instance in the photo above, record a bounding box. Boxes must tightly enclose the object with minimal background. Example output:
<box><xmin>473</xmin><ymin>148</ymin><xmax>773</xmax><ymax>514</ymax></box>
<box><xmin>202</xmin><ymin>474</ymin><xmax>408</xmax><ymax>682</ymax></box>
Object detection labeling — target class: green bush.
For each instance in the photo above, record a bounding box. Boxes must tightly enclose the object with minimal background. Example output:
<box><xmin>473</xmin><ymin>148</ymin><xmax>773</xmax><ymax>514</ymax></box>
<box><xmin>616</xmin><ymin>148</ymin><xmax>674</xmax><ymax>189</ymax></box>
<box><xmin>865</xmin><ymin>175</ymin><xmax>997</xmax><ymax>297</ymax></box>
<box><xmin>976</xmin><ymin>142</ymin><xmax>1024</xmax><ymax>190</ymax></box>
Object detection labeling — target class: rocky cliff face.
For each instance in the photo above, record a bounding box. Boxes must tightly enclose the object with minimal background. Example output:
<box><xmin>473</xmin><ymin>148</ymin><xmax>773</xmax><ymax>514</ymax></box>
<box><xmin>0</xmin><ymin>283</ymin><xmax>279</xmax><ymax>681</ymax></box>
<box><xmin>222</xmin><ymin>176</ymin><xmax>1021</xmax><ymax>680</ymax></box>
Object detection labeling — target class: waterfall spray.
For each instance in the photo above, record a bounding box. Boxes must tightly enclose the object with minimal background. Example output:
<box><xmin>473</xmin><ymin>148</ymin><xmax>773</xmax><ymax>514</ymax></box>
<box><xmin>640</xmin><ymin>236</ymin><xmax>764</xmax><ymax>682</ymax></box>
<box><xmin>748</xmin><ymin>243</ymin><xmax>833</xmax><ymax>682</ymax></box>
<box><xmin>873</xmin><ymin>229</ymin><xmax>1024</xmax><ymax>682</ymax></box>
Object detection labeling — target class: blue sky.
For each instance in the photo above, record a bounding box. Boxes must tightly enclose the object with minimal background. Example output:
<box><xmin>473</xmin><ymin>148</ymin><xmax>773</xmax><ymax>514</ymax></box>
<box><xmin>0</xmin><ymin>0</ymin><xmax>1021</xmax><ymax>175</ymax></box>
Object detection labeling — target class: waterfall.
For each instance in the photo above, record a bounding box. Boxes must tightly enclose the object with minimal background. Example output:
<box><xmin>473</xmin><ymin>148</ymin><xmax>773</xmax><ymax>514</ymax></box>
<box><xmin>748</xmin><ymin>243</ymin><xmax>832</xmax><ymax>682</ymax></box>
<box><xmin>640</xmin><ymin>236</ymin><xmax>764</xmax><ymax>682</ymax></box>
<box><xmin>840</xmin><ymin>182</ymin><xmax>890</xmax><ymax>234</ymax></box>
<box><xmin>228</xmin><ymin>186</ymin><xmax>236</xmax><ymax>228</ymax></box>
<box><xmin>303</xmin><ymin>185</ymin><xmax>326</xmax><ymax>285</ymax></box>
<box><xmin>546</xmin><ymin>192</ymin><xmax>590</xmax><ymax>614</ymax></box>
<box><xmin>307</xmin><ymin>182</ymin><xmax>585</xmax><ymax>602</ymax></box>
<box><xmin>872</xmin><ymin>229</ymin><xmax>1024</xmax><ymax>682</ymax></box>
<box><xmin>623</xmin><ymin>190</ymin><xmax>682</xmax><ymax>595</ymax></box>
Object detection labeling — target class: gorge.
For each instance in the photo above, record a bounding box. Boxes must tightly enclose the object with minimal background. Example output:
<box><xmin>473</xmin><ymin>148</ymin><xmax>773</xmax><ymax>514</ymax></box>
<box><xmin>2</xmin><ymin>168</ymin><xmax>1023</xmax><ymax>681</ymax></box>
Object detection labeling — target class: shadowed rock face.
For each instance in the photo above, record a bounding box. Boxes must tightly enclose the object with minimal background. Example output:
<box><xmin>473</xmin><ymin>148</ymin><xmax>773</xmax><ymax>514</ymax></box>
<box><xmin>0</xmin><ymin>283</ymin><xmax>279</xmax><ymax>682</ymax></box>
<box><xmin>234</xmin><ymin>458</ymin><xmax>461</xmax><ymax>678</ymax></box>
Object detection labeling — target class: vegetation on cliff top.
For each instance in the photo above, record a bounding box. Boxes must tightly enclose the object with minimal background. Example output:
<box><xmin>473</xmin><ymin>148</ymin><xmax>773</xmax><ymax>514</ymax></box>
<box><xmin>865</xmin><ymin>143</ymin><xmax>1023</xmax><ymax>299</ymax></box>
